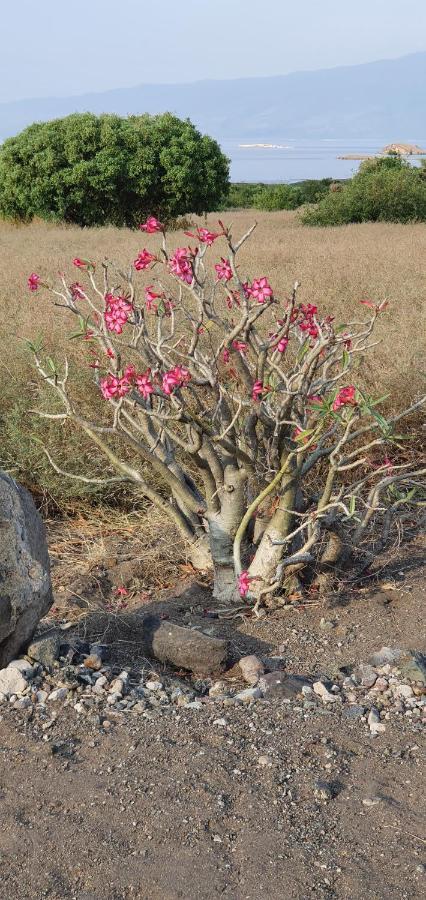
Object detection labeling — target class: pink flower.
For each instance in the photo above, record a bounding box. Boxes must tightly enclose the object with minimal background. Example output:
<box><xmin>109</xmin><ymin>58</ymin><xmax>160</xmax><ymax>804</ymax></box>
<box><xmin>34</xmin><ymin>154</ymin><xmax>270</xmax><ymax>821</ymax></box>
<box><xmin>238</xmin><ymin>571</ymin><xmax>251</xmax><ymax>597</ymax></box>
<box><xmin>162</xmin><ymin>365</ymin><xmax>191</xmax><ymax>395</ymax></box>
<box><xmin>231</xmin><ymin>340</ymin><xmax>247</xmax><ymax>354</ymax></box>
<box><xmin>214</xmin><ymin>258</ymin><xmax>233</xmax><ymax>282</ymax></box>
<box><xmin>136</xmin><ymin>369</ymin><xmax>154</xmax><ymax>400</ymax></box>
<box><xmin>185</xmin><ymin>227</ymin><xmax>221</xmax><ymax>246</ymax></box>
<box><xmin>144</xmin><ymin>285</ymin><xmax>161</xmax><ymax>312</ymax></box>
<box><xmin>28</xmin><ymin>273</ymin><xmax>40</xmax><ymax>292</ymax></box>
<box><xmin>223</xmin><ymin>348</ymin><xmax>230</xmax><ymax>364</ymax></box>
<box><xmin>106</xmin><ymin>348</ymin><xmax>115</xmax><ymax>359</ymax></box>
<box><xmin>69</xmin><ymin>282</ymin><xmax>85</xmax><ymax>301</ymax></box>
<box><xmin>100</xmin><ymin>374</ymin><xmax>131</xmax><ymax>400</ymax></box>
<box><xmin>139</xmin><ymin>216</ymin><xmax>164</xmax><ymax>233</ymax></box>
<box><xmin>169</xmin><ymin>247</ymin><xmax>194</xmax><ymax>284</ymax></box>
<box><xmin>332</xmin><ymin>385</ymin><xmax>357</xmax><ymax>412</ymax></box>
<box><xmin>252</xmin><ymin>380</ymin><xmax>263</xmax><ymax>401</ymax></box>
<box><xmin>134</xmin><ymin>249</ymin><xmax>156</xmax><ymax>271</ymax></box>
<box><xmin>247</xmin><ymin>277</ymin><xmax>273</xmax><ymax>304</ymax></box>
<box><xmin>123</xmin><ymin>364</ymin><xmax>136</xmax><ymax>382</ymax></box>
<box><xmin>73</xmin><ymin>257</ymin><xmax>94</xmax><ymax>270</ymax></box>
<box><xmin>277</xmin><ymin>337</ymin><xmax>289</xmax><ymax>353</ymax></box>
<box><xmin>114</xmin><ymin>586</ymin><xmax>129</xmax><ymax>597</ymax></box>
<box><xmin>104</xmin><ymin>293</ymin><xmax>133</xmax><ymax>334</ymax></box>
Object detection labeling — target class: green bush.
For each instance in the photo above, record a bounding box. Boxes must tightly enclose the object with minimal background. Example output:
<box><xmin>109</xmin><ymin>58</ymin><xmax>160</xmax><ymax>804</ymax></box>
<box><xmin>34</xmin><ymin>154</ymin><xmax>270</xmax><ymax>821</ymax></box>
<box><xmin>302</xmin><ymin>157</ymin><xmax>426</xmax><ymax>225</ymax></box>
<box><xmin>0</xmin><ymin>112</ymin><xmax>229</xmax><ymax>227</ymax></box>
<box><xmin>220</xmin><ymin>179</ymin><xmax>335</xmax><ymax>211</ymax></box>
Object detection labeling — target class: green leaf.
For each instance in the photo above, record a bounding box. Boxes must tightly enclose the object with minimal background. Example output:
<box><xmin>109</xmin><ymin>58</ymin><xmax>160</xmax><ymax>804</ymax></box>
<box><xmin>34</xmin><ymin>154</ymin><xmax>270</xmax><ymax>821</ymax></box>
<box><xmin>297</xmin><ymin>339</ymin><xmax>309</xmax><ymax>363</ymax></box>
<box><xmin>342</xmin><ymin>349</ymin><xmax>350</xmax><ymax>369</ymax></box>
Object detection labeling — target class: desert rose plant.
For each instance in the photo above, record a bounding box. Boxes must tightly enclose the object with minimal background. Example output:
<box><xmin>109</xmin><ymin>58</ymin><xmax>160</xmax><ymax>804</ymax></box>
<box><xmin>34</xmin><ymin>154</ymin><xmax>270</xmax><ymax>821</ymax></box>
<box><xmin>27</xmin><ymin>219</ymin><xmax>425</xmax><ymax>607</ymax></box>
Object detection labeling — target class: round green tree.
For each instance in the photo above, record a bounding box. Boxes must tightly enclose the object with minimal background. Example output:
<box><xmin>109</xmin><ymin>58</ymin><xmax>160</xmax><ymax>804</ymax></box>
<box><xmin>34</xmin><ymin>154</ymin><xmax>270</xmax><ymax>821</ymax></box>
<box><xmin>0</xmin><ymin>112</ymin><xmax>229</xmax><ymax>226</ymax></box>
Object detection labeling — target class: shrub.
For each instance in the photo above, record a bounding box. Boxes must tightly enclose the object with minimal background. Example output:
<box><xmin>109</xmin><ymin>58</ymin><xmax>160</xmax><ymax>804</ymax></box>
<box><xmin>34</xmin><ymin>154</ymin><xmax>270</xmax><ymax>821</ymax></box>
<box><xmin>0</xmin><ymin>113</ymin><xmax>229</xmax><ymax>227</ymax></box>
<box><xmin>221</xmin><ymin>180</ymin><xmax>335</xmax><ymax>212</ymax></box>
<box><xmin>26</xmin><ymin>219</ymin><xmax>425</xmax><ymax>607</ymax></box>
<box><xmin>303</xmin><ymin>158</ymin><xmax>426</xmax><ymax>225</ymax></box>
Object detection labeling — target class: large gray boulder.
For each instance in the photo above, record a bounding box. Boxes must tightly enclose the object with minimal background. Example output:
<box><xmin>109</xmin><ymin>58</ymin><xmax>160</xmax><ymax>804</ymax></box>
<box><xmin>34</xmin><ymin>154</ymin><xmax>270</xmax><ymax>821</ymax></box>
<box><xmin>0</xmin><ymin>472</ymin><xmax>52</xmax><ymax>667</ymax></box>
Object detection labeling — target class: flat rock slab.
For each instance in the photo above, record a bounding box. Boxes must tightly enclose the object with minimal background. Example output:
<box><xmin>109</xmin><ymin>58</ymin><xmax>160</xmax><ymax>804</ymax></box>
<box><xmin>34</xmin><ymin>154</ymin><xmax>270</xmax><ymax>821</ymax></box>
<box><xmin>142</xmin><ymin>616</ymin><xmax>229</xmax><ymax>676</ymax></box>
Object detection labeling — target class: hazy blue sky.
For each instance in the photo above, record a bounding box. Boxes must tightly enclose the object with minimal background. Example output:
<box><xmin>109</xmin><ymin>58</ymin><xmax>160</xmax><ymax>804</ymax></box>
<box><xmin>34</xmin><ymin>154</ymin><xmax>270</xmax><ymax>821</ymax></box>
<box><xmin>2</xmin><ymin>0</ymin><xmax>426</xmax><ymax>102</ymax></box>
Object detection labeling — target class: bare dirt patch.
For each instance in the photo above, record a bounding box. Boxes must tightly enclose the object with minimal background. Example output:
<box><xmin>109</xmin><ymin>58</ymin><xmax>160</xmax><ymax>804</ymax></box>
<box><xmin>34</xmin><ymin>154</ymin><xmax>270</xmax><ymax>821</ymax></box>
<box><xmin>0</xmin><ymin>528</ymin><xmax>424</xmax><ymax>900</ymax></box>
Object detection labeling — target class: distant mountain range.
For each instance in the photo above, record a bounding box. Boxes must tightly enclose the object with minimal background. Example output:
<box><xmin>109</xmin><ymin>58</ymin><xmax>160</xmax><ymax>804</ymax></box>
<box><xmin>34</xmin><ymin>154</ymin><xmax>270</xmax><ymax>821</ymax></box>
<box><xmin>1</xmin><ymin>52</ymin><xmax>425</xmax><ymax>142</ymax></box>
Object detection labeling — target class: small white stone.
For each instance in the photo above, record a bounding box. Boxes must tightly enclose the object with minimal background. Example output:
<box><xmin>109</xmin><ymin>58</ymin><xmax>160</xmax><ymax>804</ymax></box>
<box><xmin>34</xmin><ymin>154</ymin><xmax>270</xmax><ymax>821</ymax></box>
<box><xmin>145</xmin><ymin>680</ymin><xmax>163</xmax><ymax>692</ymax></box>
<box><xmin>47</xmin><ymin>688</ymin><xmax>68</xmax><ymax>702</ymax></box>
<box><xmin>109</xmin><ymin>678</ymin><xmax>125</xmax><ymax>694</ymax></box>
<box><xmin>368</xmin><ymin>709</ymin><xmax>386</xmax><ymax>735</ymax></box>
<box><xmin>393</xmin><ymin>684</ymin><xmax>414</xmax><ymax>699</ymax></box>
<box><xmin>213</xmin><ymin>718</ymin><xmax>227</xmax><ymax>726</ymax></box>
<box><xmin>13</xmin><ymin>697</ymin><xmax>32</xmax><ymax>710</ymax></box>
<box><xmin>0</xmin><ymin>667</ymin><xmax>28</xmax><ymax>698</ymax></box>
<box><xmin>107</xmin><ymin>692</ymin><xmax>122</xmax><ymax>705</ymax></box>
<box><xmin>7</xmin><ymin>659</ymin><xmax>36</xmax><ymax>678</ymax></box>
<box><xmin>36</xmin><ymin>690</ymin><xmax>48</xmax><ymax>703</ymax></box>
<box><xmin>313</xmin><ymin>681</ymin><xmax>340</xmax><ymax>703</ymax></box>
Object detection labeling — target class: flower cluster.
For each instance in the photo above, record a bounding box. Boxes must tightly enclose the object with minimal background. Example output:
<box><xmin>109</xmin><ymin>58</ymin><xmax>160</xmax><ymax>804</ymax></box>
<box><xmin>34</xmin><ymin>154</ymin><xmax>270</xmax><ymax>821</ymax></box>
<box><xmin>134</xmin><ymin>249</ymin><xmax>156</xmax><ymax>271</ymax></box>
<box><xmin>104</xmin><ymin>294</ymin><xmax>133</xmax><ymax>334</ymax></box>
<box><xmin>162</xmin><ymin>365</ymin><xmax>191</xmax><ymax>395</ymax></box>
<box><xmin>69</xmin><ymin>282</ymin><xmax>86</xmax><ymax>301</ymax></box>
<box><xmin>214</xmin><ymin>258</ymin><xmax>233</xmax><ymax>282</ymax></box>
<box><xmin>169</xmin><ymin>247</ymin><xmax>194</xmax><ymax>284</ymax></box>
<box><xmin>238</xmin><ymin>571</ymin><xmax>251</xmax><ymax>597</ymax></box>
<box><xmin>139</xmin><ymin>216</ymin><xmax>163</xmax><ymax>234</ymax></box>
<box><xmin>100</xmin><ymin>373</ymin><xmax>132</xmax><ymax>400</ymax></box>
<box><xmin>299</xmin><ymin>303</ymin><xmax>319</xmax><ymax>339</ymax></box>
<box><xmin>185</xmin><ymin>226</ymin><xmax>221</xmax><ymax>246</ymax></box>
<box><xmin>332</xmin><ymin>385</ymin><xmax>357</xmax><ymax>412</ymax></box>
<box><xmin>28</xmin><ymin>273</ymin><xmax>40</xmax><ymax>292</ymax></box>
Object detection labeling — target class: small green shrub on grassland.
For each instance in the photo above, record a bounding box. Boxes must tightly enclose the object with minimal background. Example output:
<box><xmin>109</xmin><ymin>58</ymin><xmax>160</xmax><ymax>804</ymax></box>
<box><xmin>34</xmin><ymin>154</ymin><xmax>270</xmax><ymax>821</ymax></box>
<box><xmin>303</xmin><ymin>157</ymin><xmax>426</xmax><ymax>225</ymax></box>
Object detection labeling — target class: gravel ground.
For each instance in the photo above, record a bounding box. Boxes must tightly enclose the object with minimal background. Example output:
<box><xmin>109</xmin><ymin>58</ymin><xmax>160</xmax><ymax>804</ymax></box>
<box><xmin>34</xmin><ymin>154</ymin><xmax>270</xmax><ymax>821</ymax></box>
<box><xmin>0</xmin><ymin>544</ymin><xmax>424</xmax><ymax>900</ymax></box>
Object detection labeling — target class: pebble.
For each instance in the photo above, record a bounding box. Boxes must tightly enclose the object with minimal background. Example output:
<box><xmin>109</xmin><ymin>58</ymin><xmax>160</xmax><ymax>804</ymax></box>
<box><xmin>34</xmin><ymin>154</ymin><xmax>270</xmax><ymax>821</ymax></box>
<box><xmin>393</xmin><ymin>684</ymin><xmax>414</xmax><ymax>699</ymax></box>
<box><xmin>48</xmin><ymin>688</ymin><xmax>68</xmax><ymax>702</ymax></box>
<box><xmin>362</xmin><ymin>797</ymin><xmax>382</xmax><ymax>807</ymax></box>
<box><xmin>313</xmin><ymin>681</ymin><xmax>341</xmax><ymax>703</ymax></box>
<box><xmin>354</xmin><ymin>664</ymin><xmax>377</xmax><ymax>689</ymax></box>
<box><xmin>213</xmin><ymin>718</ymin><xmax>227</xmax><ymax>726</ymax></box>
<box><xmin>259</xmin><ymin>672</ymin><xmax>311</xmax><ymax>698</ymax></box>
<box><xmin>83</xmin><ymin>654</ymin><xmax>103</xmax><ymax>671</ymax></box>
<box><xmin>235</xmin><ymin>687</ymin><xmax>262</xmax><ymax>702</ymax></box>
<box><xmin>209</xmin><ymin>681</ymin><xmax>228</xmax><ymax>698</ymax></box>
<box><xmin>7</xmin><ymin>659</ymin><xmax>36</xmax><ymax>678</ymax></box>
<box><xmin>343</xmin><ymin>705</ymin><xmax>365</xmax><ymax>720</ymax></box>
<box><xmin>0</xmin><ymin>666</ymin><xmax>28</xmax><ymax>698</ymax></box>
<box><xmin>13</xmin><ymin>697</ymin><xmax>32</xmax><ymax>710</ymax></box>
<box><xmin>27</xmin><ymin>632</ymin><xmax>60</xmax><ymax>667</ymax></box>
<box><xmin>258</xmin><ymin>755</ymin><xmax>273</xmax><ymax>767</ymax></box>
<box><xmin>238</xmin><ymin>655</ymin><xmax>265</xmax><ymax>685</ymax></box>
<box><xmin>145</xmin><ymin>680</ymin><xmax>163</xmax><ymax>692</ymax></box>
<box><xmin>368</xmin><ymin>709</ymin><xmax>386</xmax><ymax>735</ymax></box>
<box><xmin>314</xmin><ymin>780</ymin><xmax>334</xmax><ymax>801</ymax></box>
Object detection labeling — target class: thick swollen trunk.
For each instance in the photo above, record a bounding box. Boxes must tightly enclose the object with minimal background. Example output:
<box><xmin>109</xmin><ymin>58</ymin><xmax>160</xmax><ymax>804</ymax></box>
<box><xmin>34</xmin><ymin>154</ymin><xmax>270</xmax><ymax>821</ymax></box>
<box><xmin>247</xmin><ymin>462</ymin><xmax>300</xmax><ymax>600</ymax></box>
<box><xmin>208</xmin><ymin>465</ymin><xmax>247</xmax><ymax>604</ymax></box>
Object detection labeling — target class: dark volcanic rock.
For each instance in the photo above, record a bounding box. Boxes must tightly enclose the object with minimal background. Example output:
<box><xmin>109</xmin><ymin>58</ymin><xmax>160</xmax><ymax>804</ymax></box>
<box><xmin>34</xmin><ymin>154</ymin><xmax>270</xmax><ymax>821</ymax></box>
<box><xmin>0</xmin><ymin>472</ymin><xmax>52</xmax><ymax>667</ymax></box>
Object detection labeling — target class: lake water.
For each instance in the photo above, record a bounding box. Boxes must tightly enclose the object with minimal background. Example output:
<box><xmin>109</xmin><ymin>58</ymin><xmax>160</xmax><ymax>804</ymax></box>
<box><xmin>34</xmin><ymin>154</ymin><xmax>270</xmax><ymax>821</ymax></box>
<box><xmin>221</xmin><ymin>138</ymin><xmax>426</xmax><ymax>183</ymax></box>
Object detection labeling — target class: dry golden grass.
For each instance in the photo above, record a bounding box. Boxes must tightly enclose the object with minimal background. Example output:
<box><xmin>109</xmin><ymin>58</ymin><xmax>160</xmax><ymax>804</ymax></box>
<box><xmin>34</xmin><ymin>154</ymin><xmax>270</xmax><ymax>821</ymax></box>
<box><xmin>1</xmin><ymin>211</ymin><xmax>425</xmax><ymax>406</ymax></box>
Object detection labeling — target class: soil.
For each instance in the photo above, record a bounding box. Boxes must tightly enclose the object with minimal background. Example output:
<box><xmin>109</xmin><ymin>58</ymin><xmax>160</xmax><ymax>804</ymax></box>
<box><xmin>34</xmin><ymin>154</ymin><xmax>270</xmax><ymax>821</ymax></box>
<box><xmin>0</xmin><ymin>532</ymin><xmax>425</xmax><ymax>900</ymax></box>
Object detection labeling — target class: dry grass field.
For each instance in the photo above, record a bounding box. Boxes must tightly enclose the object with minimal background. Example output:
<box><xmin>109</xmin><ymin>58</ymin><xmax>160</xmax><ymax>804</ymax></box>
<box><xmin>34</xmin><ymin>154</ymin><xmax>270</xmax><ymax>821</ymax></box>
<box><xmin>0</xmin><ymin>210</ymin><xmax>424</xmax><ymax>504</ymax></box>
<box><xmin>1</xmin><ymin>210</ymin><xmax>425</xmax><ymax>396</ymax></box>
